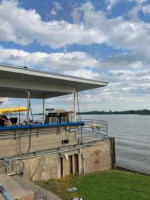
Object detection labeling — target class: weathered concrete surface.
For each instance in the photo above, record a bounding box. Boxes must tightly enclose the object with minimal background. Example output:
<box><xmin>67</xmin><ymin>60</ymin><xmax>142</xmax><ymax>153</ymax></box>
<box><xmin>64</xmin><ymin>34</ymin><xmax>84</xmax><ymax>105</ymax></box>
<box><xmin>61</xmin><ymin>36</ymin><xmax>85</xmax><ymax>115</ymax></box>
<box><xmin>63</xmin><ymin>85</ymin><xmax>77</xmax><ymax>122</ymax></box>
<box><xmin>12</xmin><ymin>176</ymin><xmax>62</xmax><ymax>200</ymax></box>
<box><xmin>23</xmin><ymin>153</ymin><xmax>61</xmax><ymax>181</ymax></box>
<box><xmin>0</xmin><ymin>126</ymin><xmax>78</xmax><ymax>158</ymax></box>
<box><xmin>0</xmin><ymin>139</ymin><xmax>115</xmax><ymax>181</ymax></box>
<box><xmin>81</xmin><ymin>140</ymin><xmax>112</xmax><ymax>174</ymax></box>
<box><xmin>0</xmin><ymin>174</ymin><xmax>35</xmax><ymax>200</ymax></box>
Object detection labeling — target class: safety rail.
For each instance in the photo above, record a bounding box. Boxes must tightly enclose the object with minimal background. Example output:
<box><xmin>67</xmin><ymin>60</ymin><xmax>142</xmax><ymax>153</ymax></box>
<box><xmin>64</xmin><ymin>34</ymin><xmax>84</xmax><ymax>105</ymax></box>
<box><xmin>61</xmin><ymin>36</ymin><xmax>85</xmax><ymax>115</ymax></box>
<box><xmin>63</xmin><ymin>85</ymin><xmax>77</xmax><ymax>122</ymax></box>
<box><xmin>78</xmin><ymin>119</ymin><xmax>108</xmax><ymax>143</ymax></box>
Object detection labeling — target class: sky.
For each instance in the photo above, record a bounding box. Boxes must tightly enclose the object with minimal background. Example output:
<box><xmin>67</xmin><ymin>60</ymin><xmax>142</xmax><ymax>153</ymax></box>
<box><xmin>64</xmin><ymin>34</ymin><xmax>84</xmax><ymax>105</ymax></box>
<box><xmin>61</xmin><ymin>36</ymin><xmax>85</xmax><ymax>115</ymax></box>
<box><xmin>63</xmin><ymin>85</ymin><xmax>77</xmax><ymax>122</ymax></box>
<box><xmin>0</xmin><ymin>0</ymin><xmax>150</xmax><ymax>112</ymax></box>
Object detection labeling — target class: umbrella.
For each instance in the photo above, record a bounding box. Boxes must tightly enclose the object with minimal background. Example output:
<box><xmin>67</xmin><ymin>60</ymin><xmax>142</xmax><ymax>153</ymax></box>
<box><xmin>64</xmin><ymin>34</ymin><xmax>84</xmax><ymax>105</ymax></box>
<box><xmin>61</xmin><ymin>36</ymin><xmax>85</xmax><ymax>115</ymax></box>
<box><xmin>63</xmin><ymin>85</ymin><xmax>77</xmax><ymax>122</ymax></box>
<box><xmin>0</xmin><ymin>106</ymin><xmax>27</xmax><ymax>123</ymax></box>
<box><xmin>11</xmin><ymin>106</ymin><xmax>27</xmax><ymax>124</ymax></box>
<box><xmin>0</xmin><ymin>108</ymin><xmax>10</xmax><ymax>113</ymax></box>
<box><xmin>14</xmin><ymin>106</ymin><xmax>27</xmax><ymax>112</ymax></box>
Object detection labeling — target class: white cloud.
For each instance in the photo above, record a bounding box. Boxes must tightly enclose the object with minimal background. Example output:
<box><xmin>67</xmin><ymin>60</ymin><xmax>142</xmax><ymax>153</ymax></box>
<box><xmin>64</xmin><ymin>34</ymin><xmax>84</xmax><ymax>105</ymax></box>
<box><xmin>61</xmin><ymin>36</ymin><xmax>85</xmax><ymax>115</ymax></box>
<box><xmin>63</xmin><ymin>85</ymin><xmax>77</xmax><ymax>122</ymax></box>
<box><xmin>0</xmin><ymin>0</ymin><xmax>150</xmax><ymax>54</ymax></box>
<box><xmin>65</xmin><ymin>69</ymin><xmax>99</xmax><ymax>79</ymax></box>
<box><xmin>50</xmin><ymin>1</ymin><xmax>62</xmax><ymax>16</ymax></box>
<box><xmin>79</xmin><ymin>2</ymin><xmax>150</xmax><ymax>54</ymax></box>
<box><xmin>107</xmin><ymin>0</ymin><xmax>119</xmax><ymax>10</ymax></box>
<box><xmin>129</xmin><ymin>0</ymin><xmax>147</xmax><ymax>4</ymax></box>
<box><xmin>50</xmin><ymin>9</ymin><xmax>57</xmax><ymax>16</ymax></box>
<box><xmin>0</xmin><ymin>46</ymin><xmax>101</xmax><ymax>73</ymax></box>
<box><xmin>0</xmin><ymin>0</ymin><xmax>107</xmax><ymax>48</ymax></box>
<box><xmin>142</xmin><ymin>4</ymin><xmax>150</xmax><ymax>14</ymax></box>
<box><xmin>53</xmin><ymin>2</ymin><xmax>61</xmax><ymax>11</ymax></box>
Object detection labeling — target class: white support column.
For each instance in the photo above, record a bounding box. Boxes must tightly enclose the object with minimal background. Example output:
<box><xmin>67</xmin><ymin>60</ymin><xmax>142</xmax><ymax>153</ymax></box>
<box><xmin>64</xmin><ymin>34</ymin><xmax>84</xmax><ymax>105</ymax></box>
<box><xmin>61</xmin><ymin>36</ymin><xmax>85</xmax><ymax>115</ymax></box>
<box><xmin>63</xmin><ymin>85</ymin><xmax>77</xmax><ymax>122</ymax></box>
<box><xmin>43</xmin><ymin>99</ymin><xmax>45</xmax><ymax>123</ymax></box>
<box><xmin>26</xmin><ymin>90</ymin><xmax>30</xmax><ymax>124</ymax></box>
<box><xmin>74</xmin><ymin>91</ymin><xmax>77</xmax><ymax>122</ymax></box>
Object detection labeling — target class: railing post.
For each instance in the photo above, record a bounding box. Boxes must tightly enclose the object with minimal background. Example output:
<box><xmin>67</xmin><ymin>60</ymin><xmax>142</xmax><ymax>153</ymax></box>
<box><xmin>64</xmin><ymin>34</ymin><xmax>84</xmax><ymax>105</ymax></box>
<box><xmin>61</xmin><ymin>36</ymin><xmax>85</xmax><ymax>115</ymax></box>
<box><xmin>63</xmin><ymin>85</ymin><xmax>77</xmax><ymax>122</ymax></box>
<box><xmin>92</xmin><ymin>120</ymin><xmax>94</xmax><ymax>135</ymax></box>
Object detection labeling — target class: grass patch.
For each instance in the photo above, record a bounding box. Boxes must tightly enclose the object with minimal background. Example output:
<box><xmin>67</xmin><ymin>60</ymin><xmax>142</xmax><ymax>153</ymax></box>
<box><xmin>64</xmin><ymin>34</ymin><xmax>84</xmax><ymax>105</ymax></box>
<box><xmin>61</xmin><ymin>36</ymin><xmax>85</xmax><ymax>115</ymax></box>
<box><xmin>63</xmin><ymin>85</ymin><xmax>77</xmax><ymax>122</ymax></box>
<box><xmin>35</xmin><ymin>170</ymin><xmax>150</xmax><ymax>200</ymax></box>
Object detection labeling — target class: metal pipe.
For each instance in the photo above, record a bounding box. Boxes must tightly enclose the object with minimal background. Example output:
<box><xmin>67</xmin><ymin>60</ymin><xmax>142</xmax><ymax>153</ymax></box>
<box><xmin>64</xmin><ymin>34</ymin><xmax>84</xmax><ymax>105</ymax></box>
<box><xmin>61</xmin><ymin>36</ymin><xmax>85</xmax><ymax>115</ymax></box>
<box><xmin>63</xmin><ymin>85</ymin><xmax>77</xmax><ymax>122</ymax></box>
<box><xmin>0</xmin><ymin>140</ymin><xmax>103</xmax><ymax>163</ymax></box>
<box><xmin>0</xmin><ymin>182</ymin><xmax>14</xmax><ymax>200</ymax></box>
<box><xmin>4</xmin><ymin>142</ymin><xmax>94</xmax><ymax>161</ymax></box>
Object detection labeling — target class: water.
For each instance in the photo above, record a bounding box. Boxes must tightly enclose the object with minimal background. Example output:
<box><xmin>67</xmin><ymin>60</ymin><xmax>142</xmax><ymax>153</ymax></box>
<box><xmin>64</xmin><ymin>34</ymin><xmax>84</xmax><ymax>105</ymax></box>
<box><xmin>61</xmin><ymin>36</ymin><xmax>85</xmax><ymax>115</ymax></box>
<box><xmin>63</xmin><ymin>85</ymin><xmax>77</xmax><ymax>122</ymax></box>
<box><xmin>18</xmin><ymin>114</ymin><xmax>150</xmax><ymax>174</ymax></box>
<box><xmin>80</xmin><ymin>114</ymin><xmax>150</xmax><ymax>174</ymax></box>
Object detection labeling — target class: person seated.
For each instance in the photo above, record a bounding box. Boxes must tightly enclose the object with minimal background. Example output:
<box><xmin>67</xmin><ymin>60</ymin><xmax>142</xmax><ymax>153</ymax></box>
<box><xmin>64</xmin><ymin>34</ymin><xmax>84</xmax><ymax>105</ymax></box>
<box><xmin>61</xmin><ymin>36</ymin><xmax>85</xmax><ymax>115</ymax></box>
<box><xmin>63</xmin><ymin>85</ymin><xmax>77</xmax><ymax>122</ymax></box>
<box><xmin>0</xmin><ymin>117</ymin><xmax>4</xmax><ymax>126</ymax></box>
<box><xmin>0</xmin><ymin>115</ymin><xmax>12</xmax><ymax>126</ymax></box>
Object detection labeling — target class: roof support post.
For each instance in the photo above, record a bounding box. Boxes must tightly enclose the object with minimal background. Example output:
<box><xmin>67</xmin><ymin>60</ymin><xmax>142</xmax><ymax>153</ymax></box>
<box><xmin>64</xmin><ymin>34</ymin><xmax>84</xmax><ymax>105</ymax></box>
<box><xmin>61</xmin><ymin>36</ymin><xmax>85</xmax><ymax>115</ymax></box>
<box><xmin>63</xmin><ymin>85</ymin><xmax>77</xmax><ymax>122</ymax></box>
<box><xmin>43</xmin><ymin>99</ymin><xmax>45</xmax><ymax>124</ymax></box>
<box><xmin>27</xmin><ymin>90</ymin><xmax>30</xmax><ymax>124</ymax></box>
<box><xmin>26</xmin><ymin>90</ymin><xmax>33</xmax><ymax>124</ymax></box>
<box><xmin>74</xmin><ymin>91</ymin><xmax>77</xmax><ymax>122</ymax></box>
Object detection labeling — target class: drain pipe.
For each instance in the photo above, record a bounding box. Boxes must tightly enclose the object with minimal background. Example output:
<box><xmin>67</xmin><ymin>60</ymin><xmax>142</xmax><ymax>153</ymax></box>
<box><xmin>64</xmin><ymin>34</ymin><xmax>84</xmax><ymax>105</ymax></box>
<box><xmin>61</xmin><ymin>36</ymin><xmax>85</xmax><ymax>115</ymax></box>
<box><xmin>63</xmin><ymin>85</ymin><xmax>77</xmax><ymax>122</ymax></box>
<box><xmin>0</xmin><ymin>182</ymin><xmax>14</xmax><ymax>200</ymax></box>
<box><xmin>82</xmin><ymin>154</ymin><xmax>86</xmax><ymax>175</ymax></box>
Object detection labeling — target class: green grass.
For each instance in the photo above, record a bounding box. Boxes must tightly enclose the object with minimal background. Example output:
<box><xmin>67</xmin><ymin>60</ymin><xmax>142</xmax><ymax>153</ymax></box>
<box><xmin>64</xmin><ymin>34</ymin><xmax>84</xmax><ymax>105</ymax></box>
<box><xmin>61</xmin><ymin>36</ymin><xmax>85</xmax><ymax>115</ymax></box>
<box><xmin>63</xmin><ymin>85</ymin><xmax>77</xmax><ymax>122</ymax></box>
<box><xmin>35</xmin><ymin>170</ymin><xmax>150</xmax><ymax>200</ymax></box>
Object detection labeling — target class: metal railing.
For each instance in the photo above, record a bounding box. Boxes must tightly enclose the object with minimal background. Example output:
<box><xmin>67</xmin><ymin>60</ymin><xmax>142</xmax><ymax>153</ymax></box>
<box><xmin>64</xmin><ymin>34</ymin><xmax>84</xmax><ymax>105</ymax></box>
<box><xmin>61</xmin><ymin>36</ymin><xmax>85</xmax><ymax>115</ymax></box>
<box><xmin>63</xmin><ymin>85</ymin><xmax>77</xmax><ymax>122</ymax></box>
<box><xmin>78</xmin><ymin>119</ymin><xmax>108</xmax><ymax>143</ymax></box>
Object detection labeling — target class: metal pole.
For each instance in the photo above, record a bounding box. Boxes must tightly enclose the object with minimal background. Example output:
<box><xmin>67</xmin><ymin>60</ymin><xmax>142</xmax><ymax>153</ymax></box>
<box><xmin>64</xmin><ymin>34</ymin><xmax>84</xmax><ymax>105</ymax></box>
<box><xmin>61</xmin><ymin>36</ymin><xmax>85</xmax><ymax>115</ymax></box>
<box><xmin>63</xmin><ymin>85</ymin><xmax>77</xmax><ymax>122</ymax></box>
<box><xmin>43</xmin><ymin>99</ymin><xmax>45</xmax><ymax>124</ymax></box>
<box><xmin>74</xmin><ymin>92</ymin><xmax>77</xmax><ymax>122</ymax></box>
<box><xmin>0</xmin><ymin>182</ymin><xmax>14</xmax><ymax>200</ymax></box>
<box><xmin>26</xmin><ymin>90</ymin><xmax>30</xmax><ymax>124</ymax></box>
<box><xmin>19</xmin><ymin>111</ymin><xmax>20</xmax><ymax>124</ymax></box>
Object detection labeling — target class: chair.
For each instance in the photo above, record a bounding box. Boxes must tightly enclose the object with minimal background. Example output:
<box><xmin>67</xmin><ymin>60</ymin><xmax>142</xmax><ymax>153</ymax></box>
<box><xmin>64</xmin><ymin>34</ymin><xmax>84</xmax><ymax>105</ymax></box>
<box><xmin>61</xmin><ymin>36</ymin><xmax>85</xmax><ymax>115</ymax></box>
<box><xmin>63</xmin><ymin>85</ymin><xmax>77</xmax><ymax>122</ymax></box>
<box><xmin>0</xmin><ymin>119</ymin><xmax>5</xmax><ymax>126</ymax></box>
<box><xmin>10</xmin><ymin>117</ymin><xmax>18</xmax><ymax>125</ymax></box>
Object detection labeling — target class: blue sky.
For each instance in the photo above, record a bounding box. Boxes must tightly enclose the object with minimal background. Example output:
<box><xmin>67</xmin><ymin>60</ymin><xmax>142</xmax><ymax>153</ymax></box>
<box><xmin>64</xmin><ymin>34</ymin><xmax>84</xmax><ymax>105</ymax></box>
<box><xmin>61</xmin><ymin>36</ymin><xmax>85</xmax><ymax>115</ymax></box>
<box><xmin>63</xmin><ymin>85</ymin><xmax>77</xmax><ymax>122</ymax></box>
<box><xmin>0</xmin><ymin>0</ymin><xmax>150</xmax><ymax>112</ymax></box>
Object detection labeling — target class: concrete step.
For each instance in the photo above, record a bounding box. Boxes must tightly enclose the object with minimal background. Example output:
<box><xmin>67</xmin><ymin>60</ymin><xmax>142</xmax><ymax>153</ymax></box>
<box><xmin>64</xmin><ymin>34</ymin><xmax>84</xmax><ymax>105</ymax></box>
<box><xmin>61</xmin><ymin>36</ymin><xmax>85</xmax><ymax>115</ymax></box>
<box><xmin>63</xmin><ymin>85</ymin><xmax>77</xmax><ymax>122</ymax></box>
<box><xmin>12</xmin><ymin>176</ymin><xmax>62</xmax><ymax>200</ymax></box>
<box><xmin>0</xmin><ymin>174</ymin><xmax>35</xmax><ymax>200</ymax></box>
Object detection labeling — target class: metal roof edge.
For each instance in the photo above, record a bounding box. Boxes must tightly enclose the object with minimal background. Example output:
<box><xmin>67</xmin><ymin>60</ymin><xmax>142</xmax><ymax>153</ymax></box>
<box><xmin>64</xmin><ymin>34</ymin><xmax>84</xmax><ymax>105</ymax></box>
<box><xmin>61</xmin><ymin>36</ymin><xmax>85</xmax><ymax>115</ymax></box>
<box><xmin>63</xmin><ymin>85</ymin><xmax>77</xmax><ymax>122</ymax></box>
<box><xmin>0</xmin><ymin>63</ymin><xmax>108</xmax><ymax>86</ymax></box>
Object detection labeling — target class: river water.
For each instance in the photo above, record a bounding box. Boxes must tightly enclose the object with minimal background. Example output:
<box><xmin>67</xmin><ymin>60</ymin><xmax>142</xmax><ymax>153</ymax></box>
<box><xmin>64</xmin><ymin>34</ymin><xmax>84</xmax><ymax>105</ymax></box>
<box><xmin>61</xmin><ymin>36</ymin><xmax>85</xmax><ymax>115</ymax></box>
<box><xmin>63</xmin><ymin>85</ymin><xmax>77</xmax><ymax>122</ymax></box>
<box><xmin>20</xmin><ymin>114</ymin><xmax>150</xmax><ymax>174</ymax></box>
<box><xmin>80</xmin><ymin>114</ymin><xmax>150</xmax><ymax>174</ymax></box>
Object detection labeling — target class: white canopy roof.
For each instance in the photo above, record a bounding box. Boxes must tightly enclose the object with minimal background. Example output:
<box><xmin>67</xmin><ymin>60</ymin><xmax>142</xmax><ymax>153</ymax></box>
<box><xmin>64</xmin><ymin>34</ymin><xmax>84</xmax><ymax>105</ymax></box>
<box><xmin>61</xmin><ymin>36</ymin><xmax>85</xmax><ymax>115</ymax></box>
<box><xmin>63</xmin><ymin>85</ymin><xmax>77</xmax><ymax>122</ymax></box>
<box><xmin>0</xmin><ymin>64</ymin><xmax>108</xmax><ymax>99</ymax></box>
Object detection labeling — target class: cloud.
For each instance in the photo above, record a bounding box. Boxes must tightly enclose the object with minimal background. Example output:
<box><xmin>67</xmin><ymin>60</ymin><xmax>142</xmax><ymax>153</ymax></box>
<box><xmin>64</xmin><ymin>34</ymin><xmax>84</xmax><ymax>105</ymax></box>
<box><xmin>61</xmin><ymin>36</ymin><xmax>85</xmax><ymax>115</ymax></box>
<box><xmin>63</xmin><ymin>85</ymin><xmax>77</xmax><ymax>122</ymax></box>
<box><xmin>0</xmin><ymin>46</ymin><xmax>101</xmax><ymax>73</ymax></box>
<box><xmin>50</xmin><ymin>9</ymin><xmax>57</xmax><ymax>16</ymax></box>
<box><xmin>142</xmin><ymin>4</ymin><xmax>150</xmax><ymax>14</ymax></box>
<box><xmin>53</xmin><ymin>2</ymin><xmax>62</xmax><ymax>11</ymax></box>
<box><xmin>1</xmin><ymin>46</ymin><xmax>150</xmax><ymax>104</ymax></box>
<box><xmin>65</xmin><ymin>69</ymin><xmax>99</xmax><ymax>79</ymax></box>
<box><xmin>78</xmin><ymin>2</ymin><xmax>150</xmax><ymax>54</ymax></box>
<box><xmin>107</xmin><ymin>0</ymin><xmax>120</xmax><ymax>10</ymax></box>
<box><xmin>50</xmin><ymin>1</ymin><xmax>62</xmax><ymax>16</ymax></box>
<box><xmin>0</xmin><ymin>0</ymin><xmax>107</xmax><ymax>48</ymax></box>
<box><xmin>0</xmin><ymin>0</ymin><xmax>150</xmax><ymax>54</ymax></box>
<box><xmin>129</xmin><ymin>0</ymin><xmax>147</xmax><ymax>4</ymax></box>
